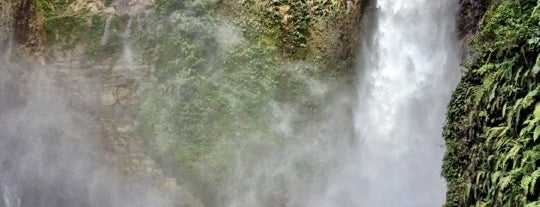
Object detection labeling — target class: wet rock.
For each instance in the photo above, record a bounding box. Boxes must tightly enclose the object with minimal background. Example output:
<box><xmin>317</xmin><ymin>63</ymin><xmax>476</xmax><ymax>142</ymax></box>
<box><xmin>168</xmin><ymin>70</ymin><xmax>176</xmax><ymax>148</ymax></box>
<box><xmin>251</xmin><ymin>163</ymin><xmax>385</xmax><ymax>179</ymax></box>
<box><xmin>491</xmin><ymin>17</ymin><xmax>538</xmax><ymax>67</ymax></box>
<box><xmin>457</xmin><ymin>0</ymin><xmax>487</xmax><ymax>40</ymax></box>
<box><xmin>101</xmin><ymin>90</ymin><xmax>116</xmax><ymax>105</ymax></box>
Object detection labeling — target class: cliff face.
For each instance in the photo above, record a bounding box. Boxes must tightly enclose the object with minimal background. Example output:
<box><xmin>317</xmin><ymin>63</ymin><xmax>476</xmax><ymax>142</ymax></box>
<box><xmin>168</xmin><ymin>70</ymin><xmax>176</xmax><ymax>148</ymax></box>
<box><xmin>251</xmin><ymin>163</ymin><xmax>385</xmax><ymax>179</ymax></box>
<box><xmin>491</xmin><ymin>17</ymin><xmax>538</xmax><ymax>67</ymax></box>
<box><xmin>0</xmin><ymin>0</ymin><xmax>13</xmax><ymax>50</ymax></box>
<box><xmin>8</xmin><ymin>0</ymin><xmax>538</xmax><ymax>206</ymax></box>
<box><xmin>456</xmin><ymin>0</ymin><xmax>487</xmax><ymax>41</ymax></box>
<box><xmin>1</xmin><ymin>0</ymin><xmax>364</xmax><ymax>206</ymax></box>
<box><xmin>443</xmin><ymin>0</ymin><xmax>540</xmax><ymax>206</ymax></box>
<box><xmin>1</xmin><ymin>1</ymin><xmax>203</xmax><ymax>206</ymax></box>
<box><xmin>0</xmin><ymin>0</ymin><xmax>47</xmax><ymax>57</ymax></box>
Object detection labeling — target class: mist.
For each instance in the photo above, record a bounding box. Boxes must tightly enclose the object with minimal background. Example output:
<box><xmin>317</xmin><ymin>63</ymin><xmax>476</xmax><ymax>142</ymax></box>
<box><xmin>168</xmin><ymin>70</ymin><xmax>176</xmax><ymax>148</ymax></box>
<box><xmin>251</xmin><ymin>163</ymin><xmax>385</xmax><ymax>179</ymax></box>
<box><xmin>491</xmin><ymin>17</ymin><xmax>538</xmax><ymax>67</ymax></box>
<box><xmin>0</xmin><ymin>59</ymin><xmax>195</xmax><ymax>206</ymax></box>
<box><xmin>207</xmin><ymin>1</ymin><xmax>461</xmax><ymax>206</ymax></box>
<box><xmin>0</xmin><ymin>0</ymin><xmax>462</xmax><ymax>206</ymax></box>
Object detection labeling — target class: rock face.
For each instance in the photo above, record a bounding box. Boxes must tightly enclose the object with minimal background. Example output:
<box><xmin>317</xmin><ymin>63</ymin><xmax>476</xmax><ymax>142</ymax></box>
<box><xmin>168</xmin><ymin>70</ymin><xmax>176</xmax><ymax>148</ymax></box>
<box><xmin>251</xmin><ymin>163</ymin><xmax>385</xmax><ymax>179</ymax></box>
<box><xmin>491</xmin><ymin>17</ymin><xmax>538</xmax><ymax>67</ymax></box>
<box><xmin>2</xmin><ymin>0</ymin><xmax>368</xmax><ymax>206</ymax></box>
<box><xmin>2</xmin><ymin>51</ymin><xmax>203</xmax><ymax>206</ymax></box>
<box><xmin>1</xmin><ymin>1</ymin><xmax>203</xmax><ymax>206</ymax></box>
<box><xmin>0</xmin><ymin>0</ymin><xmax>13</xmax><ymax>49</ymax></box>
<box><xmin>47</xmin><ymin>53</ymin><xmax>203</xmax><ymax>207</ymax></box>
<box><xmin>456</xmin><ymin>0</ymin><xmax>487</xmax><ymax>40</ymax></box>
<box><xmin>455</xmin><ymin>0</ymin><xmax>489</xmax><ymax>61</ymax></box>
<box><xmin>13</xmin><ymin>0</ymin><xmax>47</xmax><ymax>54</ymax></box>
<box><xmin>0</xmin><ymin>60</ymin><xmax>202</xmax><ymax>207</ymax></box>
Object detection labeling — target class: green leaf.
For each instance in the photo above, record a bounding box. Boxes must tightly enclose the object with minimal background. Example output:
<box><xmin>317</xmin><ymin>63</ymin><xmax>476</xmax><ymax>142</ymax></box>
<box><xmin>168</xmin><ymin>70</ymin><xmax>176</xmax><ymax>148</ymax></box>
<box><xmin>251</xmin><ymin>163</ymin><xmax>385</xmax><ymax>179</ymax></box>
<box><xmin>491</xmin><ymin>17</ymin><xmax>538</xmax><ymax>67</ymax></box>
<box><xmin>533</xmin><ymin>54</ymin><xmax>540</xmax><ymax>75</ymax></box>
<box><xmin>521</xmin><ymin>169</ymin><xmax>540</xmax><ymax>195</ymax></box>
<box><xmin>526</xmin><ymin>201</ymin><xmax>540</xmax><ymax>207</ymax></box>
<box><xmin>534</xmin><ymin>125</ymin><xmax>540</xmax><ymax>142</ymax></box>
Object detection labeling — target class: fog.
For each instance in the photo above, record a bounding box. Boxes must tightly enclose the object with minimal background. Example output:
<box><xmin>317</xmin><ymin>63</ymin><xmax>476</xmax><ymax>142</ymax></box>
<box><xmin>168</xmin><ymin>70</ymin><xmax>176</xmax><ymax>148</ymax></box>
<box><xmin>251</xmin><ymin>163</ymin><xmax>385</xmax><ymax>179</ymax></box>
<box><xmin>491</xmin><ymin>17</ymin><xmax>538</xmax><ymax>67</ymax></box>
<box><xmin>0</xmin><ymin>61</ymin><xmax>183</xmax><ymax>207</ymax></box>
<box><xmin>215</xmin><ymin>1</ymin><xmax>461</xmax><ymax>206</ymax></box>
<box><xmin>0</xmin><ymin>0</ymin><xmax>462</xmax><ymax>206</ymax></box>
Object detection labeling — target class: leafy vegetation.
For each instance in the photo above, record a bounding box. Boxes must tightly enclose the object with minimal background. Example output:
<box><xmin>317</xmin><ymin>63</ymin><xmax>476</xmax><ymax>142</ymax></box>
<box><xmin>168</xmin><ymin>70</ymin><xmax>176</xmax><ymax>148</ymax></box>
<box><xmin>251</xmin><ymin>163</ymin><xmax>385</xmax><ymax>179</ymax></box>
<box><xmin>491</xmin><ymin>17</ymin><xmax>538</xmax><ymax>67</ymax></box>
<box><xmin>219</xmin><ymin>0</ymin><xmax>362</xmax><ymax>77</ymax></box>
<box><xmin>34</xmin><ymin>0</ymin><xmax>362</xmax><ymax>205</ymax></box>
<box><xmin>443</xmin><ymin>0</ymin><xmax>540</xmax><ymax>206</ymax></box>
<box><xmin>38</xmin><ymin>0</ymin><xmax>130</xmax><ymax>60</ymax></box>
<box><xmin>130</xmin><ymin>0</ymin><xmax>360</xmax><ymax>205</ymax></box>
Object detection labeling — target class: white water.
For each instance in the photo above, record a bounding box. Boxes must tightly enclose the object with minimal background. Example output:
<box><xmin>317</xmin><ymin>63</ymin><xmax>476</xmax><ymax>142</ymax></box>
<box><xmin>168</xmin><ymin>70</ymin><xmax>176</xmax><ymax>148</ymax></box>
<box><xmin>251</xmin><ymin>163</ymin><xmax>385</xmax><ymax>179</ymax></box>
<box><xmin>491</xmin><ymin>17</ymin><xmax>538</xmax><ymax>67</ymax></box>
<box><xmin>206</xmin><ymin>1</ymin><xmax>462</xmax><ymax>206</ymax></box>
<box><xmin>351</xmin><ymin>0</ymin><xmax>460</xmax><ymax>206</ymax></box>
<box><xmin>2</xmin><ymin>183</ymin><xmax>20</xmax><ymax>207</ymax></box>
<box><xmin>115</xmin><ymin>16</ymin><xmax>138</xmax><ymax>75</ymax></box>
<box><xmin>100</xmin><ymin>15</ymin><xmax>114</xmax><ymax>46</ymax></box>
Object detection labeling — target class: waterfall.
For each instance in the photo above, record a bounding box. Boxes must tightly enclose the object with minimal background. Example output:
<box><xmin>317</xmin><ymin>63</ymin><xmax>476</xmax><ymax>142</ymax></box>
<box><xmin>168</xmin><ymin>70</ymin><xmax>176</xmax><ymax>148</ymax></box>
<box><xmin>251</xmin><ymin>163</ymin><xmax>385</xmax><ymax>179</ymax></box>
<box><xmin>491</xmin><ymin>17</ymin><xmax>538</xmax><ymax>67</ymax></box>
<box><xmin>352</xmin><ymin>0</ymin><xmax>460</xmax><ymax>206</ymax></box>
<box><xmin>2</xmin><ymin>183</ymin><xmax>20</xmax><ymax>207</ymax></box>
<box><xmin>0</xmin><ymin>0</ymin><xmax>463</xmax><ymax>206</ymax></box>
<box><xmin>115</xmin><ymin>16</ymin><xmax>137</xmax><ymax>75</ymax></box>
<box><xmin>100</xmin><ymin>14</ymin><xmax>114</xmax><ymax>46</ymax></box>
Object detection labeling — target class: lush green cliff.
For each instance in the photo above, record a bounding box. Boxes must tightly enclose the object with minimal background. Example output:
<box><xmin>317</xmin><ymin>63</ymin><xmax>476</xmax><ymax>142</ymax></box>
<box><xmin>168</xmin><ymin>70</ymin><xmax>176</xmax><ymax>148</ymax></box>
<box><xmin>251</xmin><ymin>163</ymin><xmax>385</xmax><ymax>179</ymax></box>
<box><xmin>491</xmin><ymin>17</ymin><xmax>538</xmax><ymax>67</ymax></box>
<box><xmin>1</xmin><ymin>0</ymin><xmax>363</xmax><ymax>206</ymax></box>
<box><xmin>136</xmin><ymin>1</ymin><xmax>362</xmax><ymax>205</ymax></box>
<box><xmin>443</xmin><ymin>0</ymin><xmax>540</xmax><ymax>206</ymax></box>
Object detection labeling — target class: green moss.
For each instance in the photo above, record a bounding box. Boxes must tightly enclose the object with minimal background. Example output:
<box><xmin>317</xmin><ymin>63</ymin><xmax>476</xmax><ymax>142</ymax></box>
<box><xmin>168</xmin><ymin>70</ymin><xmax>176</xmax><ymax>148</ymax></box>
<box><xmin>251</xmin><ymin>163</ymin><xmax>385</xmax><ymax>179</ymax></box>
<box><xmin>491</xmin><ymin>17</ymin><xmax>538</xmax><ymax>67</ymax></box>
<box><xmin>37</xmin><ymin>0</ymin><xmax>77</xmax><ymax>17</ymax></box>
<box><xmin>220</xmin><ymin>0</ymin><xmax>360</xmax><ymax>78</ymax></box>
<box><xmin>38</xmin><ymin>0</ymin><xmax>129</xmax><ymax>62</ymax></box>
<box><xmin>45</xmin><ymin>16</ymin><xmax>87</xmax><ymax>47</ymax></box>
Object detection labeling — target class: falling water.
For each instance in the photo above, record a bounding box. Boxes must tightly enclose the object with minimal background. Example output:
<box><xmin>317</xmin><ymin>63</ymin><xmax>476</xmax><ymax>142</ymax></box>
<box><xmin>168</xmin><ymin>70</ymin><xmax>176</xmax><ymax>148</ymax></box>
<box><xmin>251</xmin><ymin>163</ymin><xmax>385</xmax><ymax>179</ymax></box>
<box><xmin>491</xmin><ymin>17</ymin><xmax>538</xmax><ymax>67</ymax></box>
<box><xmin>115</xmin><ymin>16</ymin><xmax>137</xmax><ymax>75</ymax></box>
<box><xmin>2</xmin><ymin>182</ymin><xmax>20</xmax><ymax>207</ymax></box>
<box><xmin>352</xmin><ymin>0</ymin><xmax>460</xmax><ymax>206</ymax></box>
<box><xmin>100</xmin><ymin>15</ymin><xmax>114</xmax><ymax>46</ymax></box>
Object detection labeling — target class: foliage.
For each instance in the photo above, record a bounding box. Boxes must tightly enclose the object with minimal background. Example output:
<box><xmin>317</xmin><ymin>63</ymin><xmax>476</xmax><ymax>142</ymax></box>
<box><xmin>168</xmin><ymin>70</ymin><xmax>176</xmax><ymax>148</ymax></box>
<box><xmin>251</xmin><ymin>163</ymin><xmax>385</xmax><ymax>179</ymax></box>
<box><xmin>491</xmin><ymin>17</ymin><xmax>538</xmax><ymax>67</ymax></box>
<box><xmin>44</xmin><ymin>15</ymin><xmax>86</xmax><ymax>46</ymax></box>
<box><xmin>443</xmin><ymin>0</ymin><xmax>540</xmax><ymax>206</ymax></box>
<box><xmin>38</xmin><ymin>0</ymin><xmax>128</xmax><ymax>60</ymax></box>
<box><xmin>39</xmin><ymin>0</ymin><xmax>361</xmax><ymax>205</ymax></box>
<box><xmin>220</xmin><ymin>0</ymin><xmax>361</xmax><ymax>78</ymax></box>
<box><xmin>153</xmin><ymin>0</ymin><xmax>218</xmax><ymax>15</ymax></box>
<box><xmin>133</xmin><ymin>3</ymin><xmax>326</xmax><ymax>205</ymax></box>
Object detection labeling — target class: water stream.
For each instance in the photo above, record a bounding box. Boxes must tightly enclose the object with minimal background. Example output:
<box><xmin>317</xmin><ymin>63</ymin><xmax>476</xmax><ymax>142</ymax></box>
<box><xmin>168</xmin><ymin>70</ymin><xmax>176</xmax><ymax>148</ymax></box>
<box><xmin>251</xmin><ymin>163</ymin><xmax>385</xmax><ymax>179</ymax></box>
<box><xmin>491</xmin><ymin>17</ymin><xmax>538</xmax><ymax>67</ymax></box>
<box><xmin>352</xmin><ymin>0</ymin><xmax>460</xmax><ymax>206</ymax></box>
<box><xmin>115</xmin><ymin>16</ymin><xmax>138</xmax><ymax>75</ymax></box>
<box><xmin>100</xmin><ymin>14</ymin><xmax>114</xmax><ymax>46</ymax></box>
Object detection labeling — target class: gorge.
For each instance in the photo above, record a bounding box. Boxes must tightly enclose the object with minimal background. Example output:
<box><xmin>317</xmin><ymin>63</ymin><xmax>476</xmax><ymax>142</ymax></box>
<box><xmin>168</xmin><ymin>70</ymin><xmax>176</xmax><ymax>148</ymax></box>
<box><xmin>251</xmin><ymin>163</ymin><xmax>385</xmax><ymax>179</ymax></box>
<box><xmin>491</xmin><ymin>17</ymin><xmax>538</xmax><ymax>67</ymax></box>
<box><xmin>0</xmin><ymin>0</ymin><xmax>539</xmax><ymax>207</ymax></box>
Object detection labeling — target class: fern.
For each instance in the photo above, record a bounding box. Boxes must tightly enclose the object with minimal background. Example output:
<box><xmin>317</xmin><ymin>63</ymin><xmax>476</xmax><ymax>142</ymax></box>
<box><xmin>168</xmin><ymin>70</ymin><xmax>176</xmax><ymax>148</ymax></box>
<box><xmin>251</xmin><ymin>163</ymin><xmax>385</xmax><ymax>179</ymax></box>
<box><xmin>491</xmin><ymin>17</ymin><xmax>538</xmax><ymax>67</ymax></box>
<box><xmin>526</xmin><ymin>201</ymin><xmax>540</xmax><ymax>207</ymax></box>
<box><xmin>499</xmin><ymin>175</ymin><xmax>513</xmax><ymax>190</ymax></box>
<box><xmin>442</xmin><ymin>1</ymin><xmax>540</xmax><ymax>206</ymax></box>
<box><xmin>504</xmin><ymin>144</ymin><xmax>522</xmax><ymax>169</ymax></box>
<box><xmin>487</xmin><ymin>126</ymin><xmax>510</xmax><ymax>142</ymax></box>
<box><xmin>534</xmin><ymin>104</ymin><xmax>540</xmax><ymax>141</ymax></box>
<box><xmin>521</xmin><ymin>169</ymin><xmax>540</xmax><ymax>195</ymax></box>
<box><xmin>477</xmin><ymin>63</ymin><xmax>497</xmax><ymax>75</ymax></box>
<box><xmin>532</xmin><ymin>54</ymin><xmax>540</xmax><ymax>75</ymax></box>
